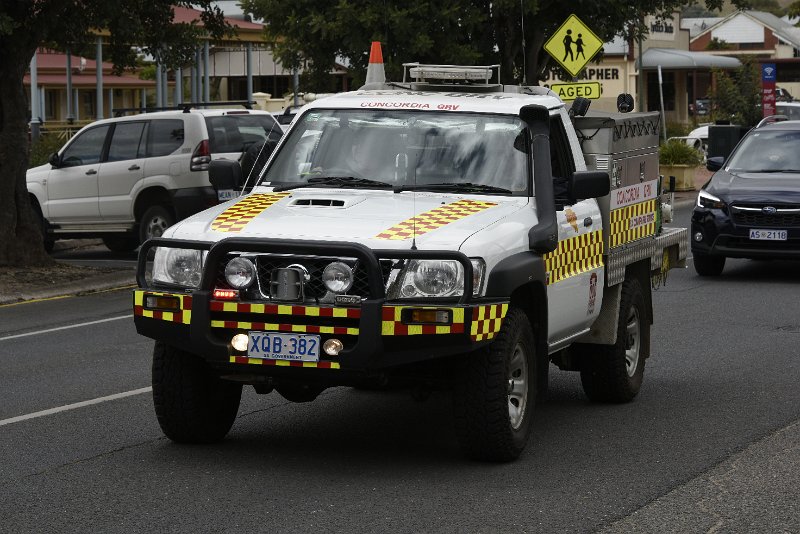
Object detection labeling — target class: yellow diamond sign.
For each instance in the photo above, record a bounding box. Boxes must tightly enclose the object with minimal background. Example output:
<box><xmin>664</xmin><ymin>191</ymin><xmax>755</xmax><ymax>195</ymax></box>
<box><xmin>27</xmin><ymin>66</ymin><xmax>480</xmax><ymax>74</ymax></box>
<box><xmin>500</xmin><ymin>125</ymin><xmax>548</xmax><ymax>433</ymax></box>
<box><xmin>543</xmin><ymin>15</ymin><xmax>604</xmax><ymax>79</ymax></box>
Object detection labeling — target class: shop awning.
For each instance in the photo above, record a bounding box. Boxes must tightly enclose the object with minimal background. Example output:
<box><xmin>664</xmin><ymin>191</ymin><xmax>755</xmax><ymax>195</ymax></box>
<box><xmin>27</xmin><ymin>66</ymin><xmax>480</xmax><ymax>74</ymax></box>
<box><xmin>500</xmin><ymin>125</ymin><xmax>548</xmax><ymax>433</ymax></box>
<box><xmin>642</xmin><ymin>48</ymin><xmax>741</xmax><ymax>69</ymax></box>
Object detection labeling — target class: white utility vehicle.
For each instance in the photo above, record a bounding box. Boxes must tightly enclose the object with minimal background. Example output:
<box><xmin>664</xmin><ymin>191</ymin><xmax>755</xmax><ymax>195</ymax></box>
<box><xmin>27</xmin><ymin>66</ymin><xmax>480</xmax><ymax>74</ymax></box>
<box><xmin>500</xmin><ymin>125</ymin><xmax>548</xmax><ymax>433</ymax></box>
<box><xmin>133</xmin><ymin>64</ymin><xmax>687</xmax><ymax>461</ymax></box>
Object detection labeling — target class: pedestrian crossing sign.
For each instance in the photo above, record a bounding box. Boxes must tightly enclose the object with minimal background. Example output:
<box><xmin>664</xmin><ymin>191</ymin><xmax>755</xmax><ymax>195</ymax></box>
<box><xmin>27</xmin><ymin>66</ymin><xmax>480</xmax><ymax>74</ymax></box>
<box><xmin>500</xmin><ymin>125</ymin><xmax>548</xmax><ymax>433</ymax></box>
<box><xmin>543</xmin><ymin>14</ymin><xmax>604</xmax><ymax>79</ymax></box>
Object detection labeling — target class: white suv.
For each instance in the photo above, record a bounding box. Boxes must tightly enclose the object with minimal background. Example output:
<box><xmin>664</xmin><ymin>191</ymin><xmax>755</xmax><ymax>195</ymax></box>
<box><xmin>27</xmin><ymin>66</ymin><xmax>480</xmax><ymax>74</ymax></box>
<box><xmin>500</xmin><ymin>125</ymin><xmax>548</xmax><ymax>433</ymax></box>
<box><xmin>27</xmin><ymin>106</ymin><xmax>283</xmax><ymax>252</ymax></box>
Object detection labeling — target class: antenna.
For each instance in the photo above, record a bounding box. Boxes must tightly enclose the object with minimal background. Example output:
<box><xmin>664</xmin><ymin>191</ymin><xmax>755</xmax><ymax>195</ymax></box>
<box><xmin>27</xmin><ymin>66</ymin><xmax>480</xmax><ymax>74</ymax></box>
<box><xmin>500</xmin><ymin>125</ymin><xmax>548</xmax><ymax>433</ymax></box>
<box><xmin>520</xmin><ymin>0</ymin><xmax>527</xmax><ymax>85</ymax></box>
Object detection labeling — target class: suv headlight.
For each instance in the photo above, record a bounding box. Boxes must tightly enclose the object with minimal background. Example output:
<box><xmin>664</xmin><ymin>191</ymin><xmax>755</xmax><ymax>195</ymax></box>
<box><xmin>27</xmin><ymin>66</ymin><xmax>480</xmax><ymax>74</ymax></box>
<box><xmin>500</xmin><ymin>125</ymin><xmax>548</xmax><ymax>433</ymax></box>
<box><xmin>153</xmin><ymin>247</ymin><xmax>204</xmax><ymax>288</ymax></box>
<box><xmin>388</xmin><ymin>258</ymin><xmax>485</xmax><ymax>299</ymax></box>
<box><xmin>697</xmin><ymin>189</ymin><xmax>726</xmax><ymax>209</ymax></box>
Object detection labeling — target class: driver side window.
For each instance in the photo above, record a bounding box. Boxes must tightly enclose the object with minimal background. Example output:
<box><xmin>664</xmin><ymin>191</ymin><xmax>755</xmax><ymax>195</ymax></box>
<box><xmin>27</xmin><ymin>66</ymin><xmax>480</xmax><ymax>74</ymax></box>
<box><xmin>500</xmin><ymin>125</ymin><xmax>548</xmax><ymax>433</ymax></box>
<box><xmin>550</xmin><ymin>118</ymin><xmax>575</xmax><ymax>203</ymax></box>
<box><xmin>60</xmin><ymin>125</ymin><xmax>110</xmax><ymax>167</ymax></box>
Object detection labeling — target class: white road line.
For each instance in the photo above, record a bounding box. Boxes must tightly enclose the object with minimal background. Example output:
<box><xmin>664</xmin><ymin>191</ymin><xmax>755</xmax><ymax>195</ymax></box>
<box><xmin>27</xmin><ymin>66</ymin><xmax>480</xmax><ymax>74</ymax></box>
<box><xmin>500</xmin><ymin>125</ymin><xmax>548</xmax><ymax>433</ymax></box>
<box><xmin>0</xmin><ymin>387</ymin><xmax>152</xmax><ymax>427</ymax></box>
<box><xmin>0</xmin><ymin>314</ymin><xmax>133</xmax><ymax>342</ymax></box>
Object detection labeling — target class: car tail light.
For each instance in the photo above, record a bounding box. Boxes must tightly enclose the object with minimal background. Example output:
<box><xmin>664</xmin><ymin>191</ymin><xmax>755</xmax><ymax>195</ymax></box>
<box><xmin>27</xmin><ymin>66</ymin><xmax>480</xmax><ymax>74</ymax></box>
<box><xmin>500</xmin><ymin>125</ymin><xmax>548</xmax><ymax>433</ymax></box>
<box><xmin>190</xmin><ymin>140</ymin><xmax>211</xmax><ymax>171</ymax></box>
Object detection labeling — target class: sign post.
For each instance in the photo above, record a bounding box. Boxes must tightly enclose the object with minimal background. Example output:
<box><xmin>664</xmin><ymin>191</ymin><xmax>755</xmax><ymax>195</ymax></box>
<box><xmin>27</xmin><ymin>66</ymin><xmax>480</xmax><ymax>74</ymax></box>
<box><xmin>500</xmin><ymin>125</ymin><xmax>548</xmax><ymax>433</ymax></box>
<box><xmin>762</xmin><ymin>63</ymin><xmax>776</xmax><ymax>118</ymax></box>
<box><xmin>544</xmin><ymin>15</ymin><xmax>604</xmax><ymax>80</ymax></box>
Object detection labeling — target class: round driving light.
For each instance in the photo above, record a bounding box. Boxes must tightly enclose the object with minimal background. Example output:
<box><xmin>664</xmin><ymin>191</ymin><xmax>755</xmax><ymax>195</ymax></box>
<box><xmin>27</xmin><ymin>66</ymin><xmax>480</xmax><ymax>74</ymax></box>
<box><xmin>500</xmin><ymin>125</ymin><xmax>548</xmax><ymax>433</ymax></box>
<box><xmin>225</xmin><ymin>257</ymin><xmax>256</xmax><ymax>289</ymax></box>
<box><xmin>322</xmin><ymin>262</ymin><xmax>354</xmax><ymax>293</ymax></box>
<box><xmin>323</xmin><ymin>338</ymin><xmax>344</xmax><ymax>356</ymax></box>
<box><xmin>694</xmin><ymin>232</ymin><xmax>704</xmax><ymax>242</ymax></box>
<box><xmin>231</xmin><ymin>333</ymin><xmax>249</xmax><ymax>352</ymax></box>
<box><xmin>413</xmin><ymin>260</ymin><xmax>459</xmax><ymax>295</ymax></box>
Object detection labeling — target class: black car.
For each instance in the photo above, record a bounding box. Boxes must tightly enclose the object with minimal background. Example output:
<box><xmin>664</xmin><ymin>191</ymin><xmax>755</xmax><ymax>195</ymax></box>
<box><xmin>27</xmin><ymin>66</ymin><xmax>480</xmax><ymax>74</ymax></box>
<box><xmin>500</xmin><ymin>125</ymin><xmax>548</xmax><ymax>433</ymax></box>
<box><xmin>691</xmin><ymin>120</ymin><xmax>800</xmax><ymax>276</ymax></box>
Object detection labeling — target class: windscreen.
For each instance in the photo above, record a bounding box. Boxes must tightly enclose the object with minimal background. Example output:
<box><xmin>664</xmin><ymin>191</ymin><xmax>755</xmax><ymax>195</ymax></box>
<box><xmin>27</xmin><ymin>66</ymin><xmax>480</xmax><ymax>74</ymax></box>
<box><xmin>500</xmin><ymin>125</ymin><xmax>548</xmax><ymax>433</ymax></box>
<box><xmin>726</xmin><ymin>129</ymin><xmax>800</xmax><ymax>172</ymax></box>
<box><xmin>261</xmin><ymin>109</ymin><xmax>530</xmax><ymax>194</ymax></box>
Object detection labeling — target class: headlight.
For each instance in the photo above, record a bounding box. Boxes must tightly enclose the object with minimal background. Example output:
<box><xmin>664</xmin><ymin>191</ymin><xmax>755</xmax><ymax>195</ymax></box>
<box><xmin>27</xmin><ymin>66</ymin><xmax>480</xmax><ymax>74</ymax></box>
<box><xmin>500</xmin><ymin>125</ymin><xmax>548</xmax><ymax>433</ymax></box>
<box><xmin>389</xmin><ymin>258</ymin><xmax>485</xmax><ymax>298</ymax></box>
<box><xmin>322</xmin><ymin>262</ymin><xmax>354</xmax><ymax>293</ymax></box>
<box><xmin>697</xmin><ymin>189</ymin><xmax>726</xmax><ymax>209</ymax></box>
<box><xmin>152</xmin><ymin>247</ymin><xmax>204</xmax><ymax>288</ymax></box>
<box><xmin>225</xmin><ymin>257</ymin><xmax>256</xmax><ymax>289</ymax></box>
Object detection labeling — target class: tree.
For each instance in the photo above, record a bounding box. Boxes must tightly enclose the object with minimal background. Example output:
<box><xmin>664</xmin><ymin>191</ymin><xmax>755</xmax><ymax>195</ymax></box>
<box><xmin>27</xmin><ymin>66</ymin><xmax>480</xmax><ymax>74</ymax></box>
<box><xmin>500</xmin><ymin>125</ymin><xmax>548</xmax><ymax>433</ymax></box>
<box><xmin>242</xmin><ymin>0</ymin><xmax>746</xmax><ymax>90</ymax></box>
<box><xmin>0</xmin><ymin>1</ymin><xmax>229</xmax><ymax>266</ymax></box>
<box><xmin>712</xmin><ymin>57</ymin><xmax>763</xmax><ymax>128</ymax></box>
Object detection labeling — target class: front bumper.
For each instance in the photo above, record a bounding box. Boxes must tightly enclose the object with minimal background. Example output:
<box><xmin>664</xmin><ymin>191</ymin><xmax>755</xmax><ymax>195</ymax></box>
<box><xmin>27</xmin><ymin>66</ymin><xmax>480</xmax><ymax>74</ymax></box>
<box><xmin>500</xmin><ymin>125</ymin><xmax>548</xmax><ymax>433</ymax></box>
<box><xmin>692</xmin><ymin>208</ymin><xmax>800</xmax><ymax>259</ymax></box>
<box><xmin>133</xmin><ymin>237</ymin><xmax>509</xmax><ymax>379</ymax></box>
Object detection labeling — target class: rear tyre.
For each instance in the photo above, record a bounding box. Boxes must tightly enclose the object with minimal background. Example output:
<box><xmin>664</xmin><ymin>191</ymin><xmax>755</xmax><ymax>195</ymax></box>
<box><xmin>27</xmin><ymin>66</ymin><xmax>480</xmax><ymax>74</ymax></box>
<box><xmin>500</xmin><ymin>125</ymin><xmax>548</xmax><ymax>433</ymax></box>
<box><xmin>152</xmin><ymin>342</ymin><xmax>242</xmax><ymax>443</ymax></box>
<box><xmin>102</xmin><ymin>234</ymin><xmax>139</xmax><ymax>252</ymax></box>
<box><xmin>579</xmin><ymin>278</ymin><xmax>648</xmax><ymax>403</ymax></box>
<box><xmin>694</xmin><ymin>253</ymin><xmax>725</xmax><ymax>276</ymax></box>
<box><xmin>453</xmin><ymin>307</ymin><xmax>536</xmax><ymax>462</ymax></box>
<box><xmin>138</xmin><ymin>205</ymin><xmax>175</xmax><ymax>245</ymax></box>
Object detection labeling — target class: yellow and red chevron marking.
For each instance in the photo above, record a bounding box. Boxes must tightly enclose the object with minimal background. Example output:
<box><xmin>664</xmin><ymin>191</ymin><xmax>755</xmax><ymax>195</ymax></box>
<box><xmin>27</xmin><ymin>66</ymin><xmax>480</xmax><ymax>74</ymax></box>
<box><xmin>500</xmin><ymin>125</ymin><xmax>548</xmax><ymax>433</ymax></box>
<box><xmin>544</xmin><ymin>230</ymin><xmax>604</xmax><ymax>285</ymax></box>
<box><xmin>375</xmin><ymin>199</ymin><xmax>497</xmax><ymax>240</ymax></box>
<box><xmin>229</xmin><ymin>356</ymin><xmax>340</xmax><ymax>370</ymax></box>
<box><xmin>210</xmin><ymin>300</ymin><xmax>360</xmax><ymax>319</ymax></box>
<box><xmin>380</xmin><ymin>306</ymin><xmax>466</xmax><ymax>336</ymax></box>
<box><xmin>609</xmin><ymin>199</ymin><xmax>657</xmax><ymax>248</ymax></box>
<box><xmin>133</xmin><ymin>290</ymin><xmax>192</xmax><ymax>324</ymax></box>
<box><xmin>211</xmin><ymin>192</ymin><xmax>290</xmax><ymax>233</ymax></box>
<box><xmin>211</xmin><ymin>320</ymin><xmax>358</xmax><ymax>336</ymax></box>
<box><xmin>470</xmin><ymin>303</ymin><xmax>509</xmax><ymax>342</ymax></box>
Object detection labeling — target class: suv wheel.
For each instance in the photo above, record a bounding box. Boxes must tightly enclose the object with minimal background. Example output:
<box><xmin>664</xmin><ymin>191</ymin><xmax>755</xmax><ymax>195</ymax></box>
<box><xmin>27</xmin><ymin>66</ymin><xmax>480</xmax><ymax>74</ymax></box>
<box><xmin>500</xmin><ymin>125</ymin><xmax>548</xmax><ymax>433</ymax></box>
<box><xmin>452</xmin><ymin>307</ymin><xmax>536</xmax><ymax>462</ymax></box>
<box><xmin>694</xmin><ymin>253</ymin><xmax>725</xmax><ymax>276</ymax></box>
<box><xmin>139</xmin><ymin>205</ymin><xmax>175</xmax><ymax>245</ymax></box>
<box><xmin>152</xmin><ymin>342</ymin><xmax>242</xmax><ymax>443</ymax></box>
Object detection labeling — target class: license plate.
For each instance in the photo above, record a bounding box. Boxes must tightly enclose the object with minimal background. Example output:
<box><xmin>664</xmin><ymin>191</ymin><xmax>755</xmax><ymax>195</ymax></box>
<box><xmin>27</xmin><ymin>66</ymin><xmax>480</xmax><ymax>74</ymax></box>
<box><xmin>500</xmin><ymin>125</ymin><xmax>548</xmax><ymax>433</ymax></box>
<box><xmin>247</xmin><ymin>332</ymin><xmax>320</xmax><ymax>362</ymax></box>
<box><xmin>749</xmin><ymin>229</ymin><xmax>787</xmax><ymax>241</ymax></box>
<box><xmin>217</xmin><ymin>189</ymin><xmax>236</xmax><ymax>202</ymax></box>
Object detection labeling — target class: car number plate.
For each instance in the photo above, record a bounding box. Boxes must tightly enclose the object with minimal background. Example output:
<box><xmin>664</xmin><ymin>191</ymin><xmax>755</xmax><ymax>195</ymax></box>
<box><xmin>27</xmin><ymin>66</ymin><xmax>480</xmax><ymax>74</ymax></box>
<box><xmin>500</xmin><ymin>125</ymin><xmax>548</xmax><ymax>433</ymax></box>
<box><xmin>217</xmin><ymin>189</ymin><xmax>236</xmax><ymax>202</ymax></box>
<box><xmin>749</xmin><ymin>229</ymin><xmax>787</xmax><ymax>241</ymax></box>
<box><xmin>247</xmin><ymin>332</ymin><xmax>320</xmax><ymax>362</ymax></box>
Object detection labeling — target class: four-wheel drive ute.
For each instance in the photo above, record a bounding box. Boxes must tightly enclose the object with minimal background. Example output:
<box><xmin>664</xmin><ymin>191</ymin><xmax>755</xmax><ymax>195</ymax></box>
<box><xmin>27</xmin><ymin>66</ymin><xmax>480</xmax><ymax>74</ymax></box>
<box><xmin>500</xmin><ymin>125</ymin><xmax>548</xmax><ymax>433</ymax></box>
<box><xmin>133</xmin><ymin>64</ymin><xmax>688</xmax><ymax>462</ymax></box>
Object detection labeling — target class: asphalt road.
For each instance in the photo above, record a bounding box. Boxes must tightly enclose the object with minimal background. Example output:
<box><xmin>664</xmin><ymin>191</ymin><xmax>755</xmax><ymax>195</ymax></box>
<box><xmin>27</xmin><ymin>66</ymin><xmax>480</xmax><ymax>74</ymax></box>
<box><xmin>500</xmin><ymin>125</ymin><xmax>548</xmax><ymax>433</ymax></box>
<box><xmin>1</xmin><ymin>204</ymin><xmax>799</xmax><ymax>533</ymax></box>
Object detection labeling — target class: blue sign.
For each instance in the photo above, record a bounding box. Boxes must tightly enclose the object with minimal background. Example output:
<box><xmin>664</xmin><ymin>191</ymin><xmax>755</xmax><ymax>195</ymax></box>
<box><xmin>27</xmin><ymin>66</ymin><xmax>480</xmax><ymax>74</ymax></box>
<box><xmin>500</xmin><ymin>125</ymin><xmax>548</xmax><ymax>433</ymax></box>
<box><xmin>762</xmin><ymin>63</ymin><xmax>777</xmax><ymax>82</ymax></box>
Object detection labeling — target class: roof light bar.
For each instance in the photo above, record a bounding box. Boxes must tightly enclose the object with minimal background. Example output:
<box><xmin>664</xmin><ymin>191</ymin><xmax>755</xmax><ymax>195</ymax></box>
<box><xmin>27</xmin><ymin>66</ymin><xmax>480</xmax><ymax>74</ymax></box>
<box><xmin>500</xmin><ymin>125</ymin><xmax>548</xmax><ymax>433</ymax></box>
<box><xmin>402</xmin><ymin>63</ymin><xmax>501</xmax><ymax>85</ymax></box>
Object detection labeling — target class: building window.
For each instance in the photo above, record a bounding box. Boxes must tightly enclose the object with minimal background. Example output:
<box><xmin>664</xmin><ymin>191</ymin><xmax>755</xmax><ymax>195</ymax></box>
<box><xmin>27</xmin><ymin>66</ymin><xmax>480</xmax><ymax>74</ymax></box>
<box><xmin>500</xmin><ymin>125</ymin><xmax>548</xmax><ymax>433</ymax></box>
<box><xmin>647</xmin><ymin>71</ymin><xmax>675</xmax><ymax>112</ymax></box>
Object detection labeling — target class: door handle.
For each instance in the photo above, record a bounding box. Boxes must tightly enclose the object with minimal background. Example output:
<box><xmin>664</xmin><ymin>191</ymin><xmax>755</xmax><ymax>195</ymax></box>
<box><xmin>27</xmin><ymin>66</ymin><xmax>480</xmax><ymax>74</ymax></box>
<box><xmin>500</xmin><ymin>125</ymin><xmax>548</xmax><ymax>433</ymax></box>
<box><xmin>85</xmin><ymin>169</ymin><xmax>97</xmax><ymax>175</ymax></box>
<box><xmin>128</xmin><ymin>165</ymin><xmax>141</xmax><ymax>171</ymax></box>
<box><xmin>583</xmin><ymin>217</ymin><xmax>593</xmax><ymax>227</ymax></box>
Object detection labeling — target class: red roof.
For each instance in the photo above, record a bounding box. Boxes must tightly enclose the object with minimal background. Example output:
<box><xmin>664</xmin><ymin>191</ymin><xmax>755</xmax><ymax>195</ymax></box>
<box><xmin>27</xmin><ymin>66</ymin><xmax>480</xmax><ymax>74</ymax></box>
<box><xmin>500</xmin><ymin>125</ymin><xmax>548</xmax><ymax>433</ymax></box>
<box><xmin>24</xmin><ymin>73</ymin><xmax>157</xmax><ymax>88</ymax></box>
<box><xmin>171</xmin><ymin>6</ymin><xmax>264</xmax><ymax>31</ymax></box>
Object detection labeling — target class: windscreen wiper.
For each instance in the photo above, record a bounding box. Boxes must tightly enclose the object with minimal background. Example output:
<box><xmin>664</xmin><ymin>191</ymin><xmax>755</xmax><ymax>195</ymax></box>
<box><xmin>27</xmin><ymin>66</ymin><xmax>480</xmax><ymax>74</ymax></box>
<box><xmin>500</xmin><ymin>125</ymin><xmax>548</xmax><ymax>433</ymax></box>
<box><xmin>393</xmin><ymin>182</ymin><xmax>513</xmax><ymax>194</ymax></box>
<box><xmin>272</xmin><ymin>176</ymin><xmax>394</xmax><ymax>192</ymax></box>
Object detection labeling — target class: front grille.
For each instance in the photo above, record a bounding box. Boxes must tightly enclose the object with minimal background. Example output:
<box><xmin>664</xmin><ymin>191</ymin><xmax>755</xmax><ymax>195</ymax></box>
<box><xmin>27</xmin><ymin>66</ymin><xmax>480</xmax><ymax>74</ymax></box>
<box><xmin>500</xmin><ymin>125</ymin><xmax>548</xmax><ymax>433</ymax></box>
<box><xmin>215</xmin><ymin>254</ymin><xmax>399</xmax><ymax>304</ymax></box>
<box><xmin>732</xmin><ymin>205</ymin><xmax>800</xmax><ymax>227</ymax></box>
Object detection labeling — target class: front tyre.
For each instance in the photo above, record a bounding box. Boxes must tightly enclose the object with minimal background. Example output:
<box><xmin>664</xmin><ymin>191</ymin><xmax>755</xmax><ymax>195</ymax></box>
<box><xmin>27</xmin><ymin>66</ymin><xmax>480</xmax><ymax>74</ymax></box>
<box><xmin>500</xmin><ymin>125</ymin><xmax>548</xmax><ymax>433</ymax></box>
<box><xmin>138</xmin><ymin>205</ymin><xmax>175</xmax><ymax>245</ymax></box>
<box><xmin>693</xmin><ymin>253</ymin><xmax>725</xmax><ymax>276</ymax></box>
<box><xmin>453</xmin><ymin>307</ymin><xmax>536</xmax><ymax>462</ymax></box>
<box><xmin>152</xmin><ymin>342</ymin><xmax>242</xmax><ymax>443</ymax></box>
<box><xmin>579</xmin><ymin>278</ymin><xmax>649</xmax><ymax>403</ymax></box>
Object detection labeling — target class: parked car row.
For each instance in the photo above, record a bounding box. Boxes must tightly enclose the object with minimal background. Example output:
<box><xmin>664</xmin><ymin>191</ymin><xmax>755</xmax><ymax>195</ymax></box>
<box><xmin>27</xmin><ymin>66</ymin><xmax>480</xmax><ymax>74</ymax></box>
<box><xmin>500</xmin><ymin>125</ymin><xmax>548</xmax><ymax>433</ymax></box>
<box><xmin>27</xmin><ymin>106</ymin><xmax>284</xmax><ymax>252</ymax></box>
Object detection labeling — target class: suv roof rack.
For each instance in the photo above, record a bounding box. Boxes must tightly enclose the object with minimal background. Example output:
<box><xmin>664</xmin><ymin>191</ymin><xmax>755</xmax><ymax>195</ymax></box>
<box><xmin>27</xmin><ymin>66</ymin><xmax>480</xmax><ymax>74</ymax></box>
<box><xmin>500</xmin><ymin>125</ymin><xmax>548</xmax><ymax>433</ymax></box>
<box><xmin>112</xmin><ymin>100</ymin><xmax>255</xmax><ymax>117</ymax></box>
<box><xmin>755</xmin><ymin>114</ymin><xmax>789</xmax><ymax>128</ymax></box>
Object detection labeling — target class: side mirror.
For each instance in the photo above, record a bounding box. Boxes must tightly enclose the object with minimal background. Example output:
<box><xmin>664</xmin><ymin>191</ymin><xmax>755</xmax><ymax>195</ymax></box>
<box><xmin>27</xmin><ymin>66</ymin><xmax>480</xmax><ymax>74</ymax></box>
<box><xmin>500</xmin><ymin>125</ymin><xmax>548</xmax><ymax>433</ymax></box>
<box><xmin>706</xmin><ymin>156</ymin><xmax>724</xmax><ymax>172</ymax></box>
<box><xmin>569</xmin><ymin>171</ymin><xmax>609</xmax><ymax>202</ymax></box>
<box><xmin>209</xmin><ymin>159</ymin><xmax>243</xmax><ymax>191</ymax></box>
<box><xmin>48</xmin><ymin>152</ymin><xmax>61</xmax><ymax>168</ymax></box>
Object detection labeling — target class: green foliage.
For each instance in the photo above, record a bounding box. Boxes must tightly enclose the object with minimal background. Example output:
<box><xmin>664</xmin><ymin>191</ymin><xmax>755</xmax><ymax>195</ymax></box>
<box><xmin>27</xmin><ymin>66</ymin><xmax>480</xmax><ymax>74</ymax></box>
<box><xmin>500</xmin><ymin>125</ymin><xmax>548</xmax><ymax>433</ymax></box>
<box><xmin>28</xmin><ymin>134</ymin><xmax>65</xmax><ymax>168</ymax></box>
<box><xmin>666</xmin><ymin>122</ymin><xmax>691</xmax><ymax>139</ymax></box>
<box><xmin>706</xmin><ymin>37</ymin><xmax>731</xmax><ymax>50</ymax></box>
<box><xmin>242</xmin><ymin>0</ymin><xmax>750</xmax><ymax>89</ymax></box>
<box><xmin>659</xmin><ymin>139</ymin><xmax>704</xmax><ymax>166</ymax></box>
<box><xmin>747</xmin><ymin>0</ymin><xmax>785</xmax><ymax>16</ymax></box>
<box><xmin>712</xmin><ymin>57</ymin><xmax>762</xmax><ymax>128</ymax></box>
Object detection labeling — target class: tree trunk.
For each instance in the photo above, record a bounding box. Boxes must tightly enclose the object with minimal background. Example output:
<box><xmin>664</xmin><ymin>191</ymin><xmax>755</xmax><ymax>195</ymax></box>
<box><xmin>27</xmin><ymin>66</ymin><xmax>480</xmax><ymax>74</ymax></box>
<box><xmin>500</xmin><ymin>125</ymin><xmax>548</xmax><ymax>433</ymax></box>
<box><xmin>0</xmin><ymin>44</ymin><xmax>52</xmax><ymax>266</ymax></box>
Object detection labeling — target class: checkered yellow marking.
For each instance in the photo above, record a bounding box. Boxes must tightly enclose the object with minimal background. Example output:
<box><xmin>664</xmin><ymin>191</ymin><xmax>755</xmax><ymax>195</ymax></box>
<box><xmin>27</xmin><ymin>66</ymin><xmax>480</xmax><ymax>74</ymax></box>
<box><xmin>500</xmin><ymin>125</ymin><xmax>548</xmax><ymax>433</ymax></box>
<box><xmin>470</xmin><ymin>304</ymin><xmax>509</xmax><ymax>342</ymax></box>
<box><xmin>211</xmin><ymin>193</ymin><xmax>290</xmax><ymax>233</ymax></box>
<box><xmin>380</xmin><ymin>306</ymin><xmax>466</xmax><ymax>336</ymax></box>
<box><xmin>375</xmin><ymin>199</ymin><xmax>497</xmax><ymax>240</ymax></box>
<box><xmin>211</xmin><ymin>320</ymin><xmax>359</xmax><ymax>336</ymax></box>
<box><xmin>133</xmin><ymin>290</ymin><xmax>192</xmax><ymax>324</ymax></box>
<box><xmin>609</xmin><ymin>199</ymin><xmax>657</xmax><ymax>248</ymax></box>
<box><xmin>543</xmin><ymin>230</ymin><xmax>604</xmax><ymax>285</ymax></box>
<box><xmin>229</xmin><ymin>356</ymin><xmax>340</xmax><ymax>370</ymax></box>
